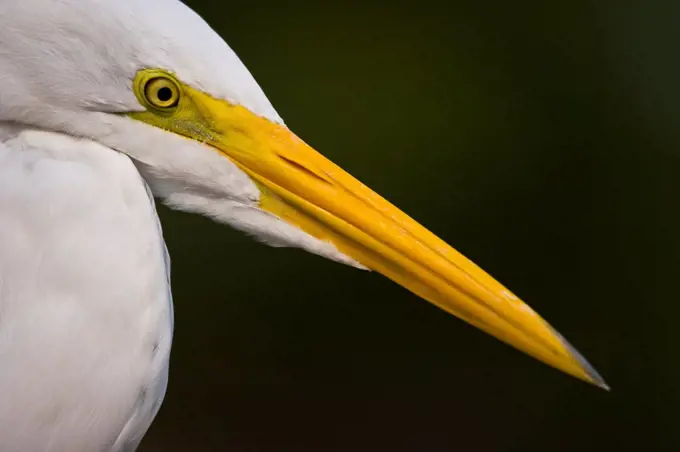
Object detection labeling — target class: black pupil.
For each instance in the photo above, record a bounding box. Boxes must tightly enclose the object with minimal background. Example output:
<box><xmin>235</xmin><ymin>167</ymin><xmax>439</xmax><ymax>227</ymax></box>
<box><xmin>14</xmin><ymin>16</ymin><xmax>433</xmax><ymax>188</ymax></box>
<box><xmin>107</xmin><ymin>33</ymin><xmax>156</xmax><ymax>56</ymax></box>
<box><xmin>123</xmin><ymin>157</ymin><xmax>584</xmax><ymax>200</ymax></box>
<box><xmin>157</xmin><ymin>86</ymin><xmax>173</xmax><ymax>102</ymax></box>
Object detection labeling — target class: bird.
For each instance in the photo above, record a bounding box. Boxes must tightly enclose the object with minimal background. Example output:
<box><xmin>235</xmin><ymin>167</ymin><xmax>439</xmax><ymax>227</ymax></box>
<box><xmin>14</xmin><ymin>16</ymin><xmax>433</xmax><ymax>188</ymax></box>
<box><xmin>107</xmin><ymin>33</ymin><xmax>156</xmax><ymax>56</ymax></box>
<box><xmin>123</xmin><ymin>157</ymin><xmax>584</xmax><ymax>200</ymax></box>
<box><xmin>0</xmin><ymin>0</ymin><xmax>607</xmax><ymax>450</ymax></box>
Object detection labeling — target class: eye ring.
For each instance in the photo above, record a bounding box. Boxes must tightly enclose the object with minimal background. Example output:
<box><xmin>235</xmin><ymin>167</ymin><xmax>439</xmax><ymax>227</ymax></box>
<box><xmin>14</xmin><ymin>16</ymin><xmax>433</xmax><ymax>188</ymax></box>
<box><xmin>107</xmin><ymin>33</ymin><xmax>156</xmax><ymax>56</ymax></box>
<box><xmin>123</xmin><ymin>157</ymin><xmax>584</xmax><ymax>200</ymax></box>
<box><xmin>143</xmin><ymin>76</ymin><xmax>180</xmax><ymax>109</ymax></box>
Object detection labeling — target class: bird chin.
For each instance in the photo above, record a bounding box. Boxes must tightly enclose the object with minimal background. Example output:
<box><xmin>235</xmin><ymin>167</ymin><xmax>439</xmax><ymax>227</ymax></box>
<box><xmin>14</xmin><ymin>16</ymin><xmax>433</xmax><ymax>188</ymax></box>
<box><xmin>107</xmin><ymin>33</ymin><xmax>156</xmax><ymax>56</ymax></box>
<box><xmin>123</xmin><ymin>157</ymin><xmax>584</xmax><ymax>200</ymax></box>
<box><xmin>160</xmin><ymin>189</ymin><xmax>368</xmax><ymax>270</ymax></box>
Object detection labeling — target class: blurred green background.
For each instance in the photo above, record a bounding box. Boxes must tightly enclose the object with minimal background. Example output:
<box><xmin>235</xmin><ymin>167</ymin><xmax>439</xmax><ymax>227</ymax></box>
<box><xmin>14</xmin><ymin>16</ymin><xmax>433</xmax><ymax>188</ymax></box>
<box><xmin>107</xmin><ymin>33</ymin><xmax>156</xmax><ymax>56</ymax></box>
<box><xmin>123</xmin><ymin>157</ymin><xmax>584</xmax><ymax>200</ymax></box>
<box><xmin>142</xmin><ymin>1</ymin><xmax>680</xmax><ymax>451</ymax></box>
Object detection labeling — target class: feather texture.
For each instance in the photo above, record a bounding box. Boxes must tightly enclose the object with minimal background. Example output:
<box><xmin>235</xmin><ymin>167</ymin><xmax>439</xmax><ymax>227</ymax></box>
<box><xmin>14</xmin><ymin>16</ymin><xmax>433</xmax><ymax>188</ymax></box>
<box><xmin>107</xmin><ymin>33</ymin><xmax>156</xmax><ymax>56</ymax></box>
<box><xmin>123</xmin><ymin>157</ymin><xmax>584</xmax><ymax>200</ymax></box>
<box><xmin>0</xmin><ymin>128</ymin><xmax>173</xmax><ymax>452</ymax></box>
<box><xmin>0</xmin><ymin>1</ymin><xmax>361</xmax><ymax>449</ymax></box>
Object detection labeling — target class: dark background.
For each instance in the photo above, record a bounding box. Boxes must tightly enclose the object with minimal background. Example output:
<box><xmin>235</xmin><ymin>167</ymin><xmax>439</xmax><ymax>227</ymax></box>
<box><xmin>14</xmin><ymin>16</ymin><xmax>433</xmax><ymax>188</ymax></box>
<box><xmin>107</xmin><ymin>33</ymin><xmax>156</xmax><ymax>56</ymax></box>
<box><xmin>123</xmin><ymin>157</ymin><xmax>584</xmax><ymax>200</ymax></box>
<box><xmin>141</xmin><ymin>1</ymin><xmax>680</xmax><ymax>451</ymax></box>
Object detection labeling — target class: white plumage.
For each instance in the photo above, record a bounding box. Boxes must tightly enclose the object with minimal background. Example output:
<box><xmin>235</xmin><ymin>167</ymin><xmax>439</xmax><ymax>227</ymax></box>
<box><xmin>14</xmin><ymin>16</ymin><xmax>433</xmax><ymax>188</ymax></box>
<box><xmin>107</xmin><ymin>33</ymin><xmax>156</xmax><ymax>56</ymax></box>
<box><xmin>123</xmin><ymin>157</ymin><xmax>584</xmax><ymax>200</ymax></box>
<box><xmin>0</xmin><ymin>0</ymin><xmax>606</xmax><ymax>450</ymax></box>
<box><xmin>0</xmin><ymin>127</ymin><xmax>172</xmax><ymax>451</ymax></box>
<box><xmin>0</xmin><ymin>1</ymin><xmax>361</xmax><ymax>449</ymax></box>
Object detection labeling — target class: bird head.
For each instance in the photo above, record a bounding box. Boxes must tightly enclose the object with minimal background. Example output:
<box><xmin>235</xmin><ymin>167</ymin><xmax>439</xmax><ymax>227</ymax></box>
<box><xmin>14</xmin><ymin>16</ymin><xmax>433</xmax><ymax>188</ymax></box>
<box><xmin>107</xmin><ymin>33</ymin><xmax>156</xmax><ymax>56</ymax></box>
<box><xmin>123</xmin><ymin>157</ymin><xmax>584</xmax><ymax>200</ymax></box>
<box><xmin>0</xmin><ymin>0</ymin><xmax>606</xmax><ymax>388</ymax></box>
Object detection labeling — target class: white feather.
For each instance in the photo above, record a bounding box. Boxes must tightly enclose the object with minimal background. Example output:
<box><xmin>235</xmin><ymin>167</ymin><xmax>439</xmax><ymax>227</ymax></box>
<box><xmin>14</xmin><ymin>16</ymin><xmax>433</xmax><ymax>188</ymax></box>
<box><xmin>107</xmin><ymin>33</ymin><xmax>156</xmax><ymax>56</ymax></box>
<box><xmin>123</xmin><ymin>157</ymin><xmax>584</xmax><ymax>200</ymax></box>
<box><xmin>0</xmin><ymin>0</ymin><xmax>282</xmax><ymax>123</ymax></box>
<box><xmin>0</xmin><ymin>127</ymin><xmax>172</xmax><ymax>452</ymax></box>
<box><xmin>0</xmin><ymin>0</ymin><xmax>358</xmax><ymax>266</ymax></box>
<box><xmin>0</xmin><ymin>0</ymin><xmax>364</xmax><ymax>450</ymax></box>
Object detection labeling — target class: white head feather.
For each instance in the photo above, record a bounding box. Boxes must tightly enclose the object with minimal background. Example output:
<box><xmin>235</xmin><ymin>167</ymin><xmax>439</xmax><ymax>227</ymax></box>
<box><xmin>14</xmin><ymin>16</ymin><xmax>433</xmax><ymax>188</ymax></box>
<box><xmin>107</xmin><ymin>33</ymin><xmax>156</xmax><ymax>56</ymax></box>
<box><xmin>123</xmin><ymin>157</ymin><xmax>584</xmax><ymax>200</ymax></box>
<box><xmin>0</xmin><ymin>0</ymin><xmax>281</xmax><ymax>121</ymax></box>
<box><xmin>0</xmin><ymin>0</ymin><xmax>361</xmax><ymax>267</ymax></box>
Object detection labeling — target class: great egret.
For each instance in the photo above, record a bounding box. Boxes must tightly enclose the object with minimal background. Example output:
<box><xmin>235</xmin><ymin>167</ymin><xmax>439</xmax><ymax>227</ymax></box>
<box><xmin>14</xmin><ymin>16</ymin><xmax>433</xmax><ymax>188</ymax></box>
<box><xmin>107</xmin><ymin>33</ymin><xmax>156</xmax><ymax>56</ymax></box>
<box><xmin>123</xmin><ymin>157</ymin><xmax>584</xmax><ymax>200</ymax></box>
<box><xmin>0</xmin><ymin>0</ymin><xmax>606</xmax><ymax>450</ymax></box>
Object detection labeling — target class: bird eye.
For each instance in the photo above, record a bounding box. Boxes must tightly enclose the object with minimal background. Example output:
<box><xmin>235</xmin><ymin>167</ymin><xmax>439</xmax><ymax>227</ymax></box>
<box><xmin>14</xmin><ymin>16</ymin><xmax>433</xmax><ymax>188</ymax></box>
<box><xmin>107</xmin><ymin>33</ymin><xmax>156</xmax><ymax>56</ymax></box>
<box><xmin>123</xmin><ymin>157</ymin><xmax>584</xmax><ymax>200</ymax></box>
<box><xmin>143</xmin><ymin>77</ymin><xmax>180</xmax><ymax>109</ymax></box>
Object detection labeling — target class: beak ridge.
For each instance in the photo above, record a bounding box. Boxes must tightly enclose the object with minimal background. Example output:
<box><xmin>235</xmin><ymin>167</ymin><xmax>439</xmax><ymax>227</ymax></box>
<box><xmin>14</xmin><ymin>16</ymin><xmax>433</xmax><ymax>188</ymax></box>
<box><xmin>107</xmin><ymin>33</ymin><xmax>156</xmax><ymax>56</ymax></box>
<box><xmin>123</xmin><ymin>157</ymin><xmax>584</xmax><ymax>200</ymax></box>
<box><xmin>192</xmin><ymin>88</ymin><xmax>607</xmax><ymax>389</ymax></box>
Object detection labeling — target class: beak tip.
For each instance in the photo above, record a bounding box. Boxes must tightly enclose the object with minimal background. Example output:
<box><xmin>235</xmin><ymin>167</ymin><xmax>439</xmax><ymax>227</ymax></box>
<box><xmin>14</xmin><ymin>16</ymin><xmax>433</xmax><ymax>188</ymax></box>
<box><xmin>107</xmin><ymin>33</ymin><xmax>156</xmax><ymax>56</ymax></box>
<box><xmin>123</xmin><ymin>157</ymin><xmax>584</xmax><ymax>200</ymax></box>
<box><xmin>571</xmin><ymin>347</ymin><xmax>609</xmax><ymax>390</ymax></box>
<box><xmin>598</xmin><ymin>381</ymin><xmax>612</xmax><ymax>392</ymax></box>
<box><xmin>575</xmin><ymin>355</ymin><xmax>610</xmax><ymax>391</ymax></box>
<box><xmin>588</xmin><ymin>370</ymin><xmax>611</xmax><ymax>391</ymax></box>
<box><xmin>554</xmin><ymin>328</ymin><xmax>609</xmax><ymax>391</ymax></box>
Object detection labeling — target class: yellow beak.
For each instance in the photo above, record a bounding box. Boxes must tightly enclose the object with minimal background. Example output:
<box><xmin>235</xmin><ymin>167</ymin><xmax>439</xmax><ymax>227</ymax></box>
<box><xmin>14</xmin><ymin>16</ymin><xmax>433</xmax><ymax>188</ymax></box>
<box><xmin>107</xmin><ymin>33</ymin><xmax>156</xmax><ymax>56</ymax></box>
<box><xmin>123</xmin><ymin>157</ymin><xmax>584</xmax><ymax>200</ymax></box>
<box><xmin>177</xmin><ymin>85</ymin><xmax>607</xmax><ymax>389</ymax></box>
